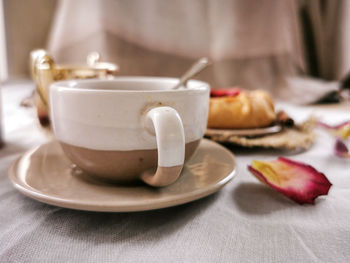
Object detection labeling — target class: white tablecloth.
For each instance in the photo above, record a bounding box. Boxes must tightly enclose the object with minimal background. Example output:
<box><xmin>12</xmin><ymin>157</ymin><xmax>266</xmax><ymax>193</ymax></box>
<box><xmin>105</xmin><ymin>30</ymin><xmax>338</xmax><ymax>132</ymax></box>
<box><xmin>0</xmin><ymin>82</ymin><xmax>349</xmax><ymax>263</ymax></box>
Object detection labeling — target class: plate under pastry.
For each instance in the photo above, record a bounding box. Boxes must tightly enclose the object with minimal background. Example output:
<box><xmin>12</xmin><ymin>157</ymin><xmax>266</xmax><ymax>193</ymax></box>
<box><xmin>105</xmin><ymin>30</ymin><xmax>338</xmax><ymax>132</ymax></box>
<box><xmin>206</xmin><ymin>125</ymin><xmax>282</xmax><ymax>137</ymax></box>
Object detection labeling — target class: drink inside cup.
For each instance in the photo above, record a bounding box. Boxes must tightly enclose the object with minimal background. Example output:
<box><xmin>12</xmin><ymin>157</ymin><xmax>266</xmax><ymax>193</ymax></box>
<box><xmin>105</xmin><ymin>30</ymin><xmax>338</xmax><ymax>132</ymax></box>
<box><xmin>50</xmin><ymin>77</ymin><xmax>210</xmax><ymax>187</ymax></box>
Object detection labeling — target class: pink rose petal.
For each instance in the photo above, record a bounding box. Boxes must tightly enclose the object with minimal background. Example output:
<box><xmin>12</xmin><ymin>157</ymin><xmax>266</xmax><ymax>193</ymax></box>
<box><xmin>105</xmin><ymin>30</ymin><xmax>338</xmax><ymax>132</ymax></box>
<box><xmin>248</xmin><ymin>157</ymin><xmax>332</xmax><ymax>204</ymax></box>
<box><xmin>338</xmin><ymin>124</ymin><xmax>350</xmax><ymax>139</ymax></box>
<box><xmin>318</xmin><ymin>121</ymin><xmax>350</xmax><ymax>139</ymax></box>
<box><xmin>334</xmin><ymin>138</ymin><xmax>350</xmax><ymax>158</ymax></box>
<box><xmin>318</xmin><ymin>121</ymin><xmax>350</xmax><ymax>157</ymax></box>
<box><xmin>318</xmin><ymin>121</ymin><xmax>350</xmax><ymax>130</ymax></box>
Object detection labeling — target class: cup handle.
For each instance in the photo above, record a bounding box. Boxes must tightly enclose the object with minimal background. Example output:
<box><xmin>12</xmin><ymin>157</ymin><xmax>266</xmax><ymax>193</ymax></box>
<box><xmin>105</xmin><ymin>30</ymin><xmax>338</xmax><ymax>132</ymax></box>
<box><xmin>141</xmin><ymin>106</ymin><xmax>185</xmax><ymax>187</ymax></box>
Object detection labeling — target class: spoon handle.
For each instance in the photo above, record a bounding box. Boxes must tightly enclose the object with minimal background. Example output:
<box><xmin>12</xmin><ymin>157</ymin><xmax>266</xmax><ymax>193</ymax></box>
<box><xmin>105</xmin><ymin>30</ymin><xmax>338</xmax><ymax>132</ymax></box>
<box><xmin>173</xmin><ymin>57</ymin><xmax>210</xmax><ymax>89</ymax></box>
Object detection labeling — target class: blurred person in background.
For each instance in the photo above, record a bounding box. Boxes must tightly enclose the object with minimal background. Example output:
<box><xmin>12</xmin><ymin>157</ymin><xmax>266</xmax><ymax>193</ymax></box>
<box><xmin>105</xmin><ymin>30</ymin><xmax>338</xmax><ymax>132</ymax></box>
<box><xmin>3</xmin><ymin>0</ymin><xmax>348</xmax><ymax>101</ymax></box>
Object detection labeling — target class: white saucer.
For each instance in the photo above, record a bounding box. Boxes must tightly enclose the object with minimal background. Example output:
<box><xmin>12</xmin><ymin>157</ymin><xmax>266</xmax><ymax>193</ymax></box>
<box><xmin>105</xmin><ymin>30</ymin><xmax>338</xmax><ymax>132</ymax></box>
<box><xmin>9</xmin><ymin>139</ymin><xmax>236</xmax><ymax>212</ymax></box>
<box><xmin>206</xmin><ymin>125</ymin><xmax>282</xmax><ymax>137</ymax></box>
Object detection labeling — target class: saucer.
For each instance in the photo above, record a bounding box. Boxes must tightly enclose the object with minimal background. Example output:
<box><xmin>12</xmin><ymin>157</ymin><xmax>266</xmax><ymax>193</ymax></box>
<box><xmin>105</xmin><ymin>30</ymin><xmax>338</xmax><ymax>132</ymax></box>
<box><xmin>206</xmin><ymin>125</ymin><xmax>282</xmax><ymax>138</ymax></box>
<box><xmin>9</xmin><ymin>139</ymin><xmax>236</xmax><ymax>212</ymax></box>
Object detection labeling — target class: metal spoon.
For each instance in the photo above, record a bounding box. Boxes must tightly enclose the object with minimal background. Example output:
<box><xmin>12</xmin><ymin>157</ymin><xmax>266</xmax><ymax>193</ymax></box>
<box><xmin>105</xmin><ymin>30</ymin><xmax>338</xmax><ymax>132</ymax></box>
<box><xmin>172</xmin><ymin>57</ymin><xmax>210</xmax><ymax>89</ymax></box>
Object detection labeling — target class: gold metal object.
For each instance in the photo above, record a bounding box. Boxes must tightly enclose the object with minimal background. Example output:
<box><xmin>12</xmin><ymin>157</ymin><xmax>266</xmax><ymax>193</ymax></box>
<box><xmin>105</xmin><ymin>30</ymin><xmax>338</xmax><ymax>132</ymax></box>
<box><xmin>30</xmin><ymin>49</ymin><xmax>119</xmax><ymax>127</ymax></box>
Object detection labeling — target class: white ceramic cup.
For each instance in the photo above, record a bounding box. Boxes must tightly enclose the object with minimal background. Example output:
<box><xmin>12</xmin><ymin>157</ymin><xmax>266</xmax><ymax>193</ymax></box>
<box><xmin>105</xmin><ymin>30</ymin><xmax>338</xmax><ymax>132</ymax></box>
<box><xmin>50</xmin><ymin>77</ymin><xmax>209</xmax><ymax>187</ymax></box>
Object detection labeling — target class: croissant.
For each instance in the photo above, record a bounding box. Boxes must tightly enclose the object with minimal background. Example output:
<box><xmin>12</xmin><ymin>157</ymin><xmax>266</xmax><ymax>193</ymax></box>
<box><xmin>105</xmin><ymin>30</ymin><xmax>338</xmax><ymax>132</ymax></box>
<box><xmin>208</xmin><ymin>89</ymin><xmax>276</xmax><ymax>129</ymax></box>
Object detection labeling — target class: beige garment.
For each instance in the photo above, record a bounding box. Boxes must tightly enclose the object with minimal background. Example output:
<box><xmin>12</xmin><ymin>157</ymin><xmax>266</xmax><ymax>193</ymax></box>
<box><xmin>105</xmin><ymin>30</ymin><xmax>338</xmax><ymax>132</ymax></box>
<box><xmin>3</xmin><ymin>0</ymin><xmax>56</xmax><ymax>78</ymax></box>
<box><xmin>47</xmin><ymin>0</ymin><xmax>302</xmax><ymax>92</ymax></box>
<box><xmin>319</xmin><ymin>0</ymin><xmax>350</xmax><ymax>80</ymax></box>
<box><xmin>4</xmin><ymin>0</ymin><xmax>350</xmax><ymax>92</ymax></box>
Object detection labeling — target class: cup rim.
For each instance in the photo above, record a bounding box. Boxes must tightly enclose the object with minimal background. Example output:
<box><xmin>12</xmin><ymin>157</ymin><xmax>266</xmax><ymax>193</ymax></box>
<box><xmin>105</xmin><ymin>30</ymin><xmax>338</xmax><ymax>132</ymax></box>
<box><xmin>50</xmin><ymin>76</ymin><xmax>210</xmax><ymax>94</ymax></box>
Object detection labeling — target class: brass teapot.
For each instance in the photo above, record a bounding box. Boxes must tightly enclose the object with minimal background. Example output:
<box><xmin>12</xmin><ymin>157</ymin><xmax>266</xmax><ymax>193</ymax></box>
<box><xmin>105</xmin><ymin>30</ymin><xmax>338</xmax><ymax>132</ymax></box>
<box><xmin>30</xmin><ymin>49</ymin><xmax>119</xmax><ymax>127</ymax></box>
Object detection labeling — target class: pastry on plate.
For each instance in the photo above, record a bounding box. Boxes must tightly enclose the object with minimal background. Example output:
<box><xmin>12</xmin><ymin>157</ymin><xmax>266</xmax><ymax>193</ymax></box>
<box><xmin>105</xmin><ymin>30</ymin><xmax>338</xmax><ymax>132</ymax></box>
<box><xmin>208</xmin><ymin>87</ymin><xmax>276</xmax><ymax>129</ymax></box>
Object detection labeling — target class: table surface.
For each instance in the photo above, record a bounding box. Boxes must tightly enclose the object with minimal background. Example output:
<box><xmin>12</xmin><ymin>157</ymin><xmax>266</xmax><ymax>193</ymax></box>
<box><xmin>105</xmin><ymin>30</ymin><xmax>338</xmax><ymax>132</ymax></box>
<box><xmin>1</xmin><ymin>81</ymin><xmax>349</xmax><ymax>263</ymax></box>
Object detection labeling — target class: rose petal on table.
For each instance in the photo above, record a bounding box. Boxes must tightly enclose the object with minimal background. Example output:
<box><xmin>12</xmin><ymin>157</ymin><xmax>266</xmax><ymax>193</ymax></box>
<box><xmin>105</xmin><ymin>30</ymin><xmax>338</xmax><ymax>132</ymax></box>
<box><xmin>210</xmin><ymin>87</ymin><xmax>241</xmax><ymax>97</ymax></box>
<box><xmin>248</xmin><ymin>157</ymin><xmax>332</xmax><ymax>204</ymax></box>
<box><xmin>317</xmin><ymin>120</ymin><xmax>350</xmax><ymax>130</ymax></box>
<box><xmin>318</xmin><ymin>121</ymin><xmax>350</xmax><ymax>139</ymax></box>
<box><xmin>338</xmin><ymin>124</ymin><xmax>350</xmax><ymax>139</ymax></box>
<box><xmin>334</xmin><ymin>138</ymin><xmax>350</xmax><ymax>158</ymax></box>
